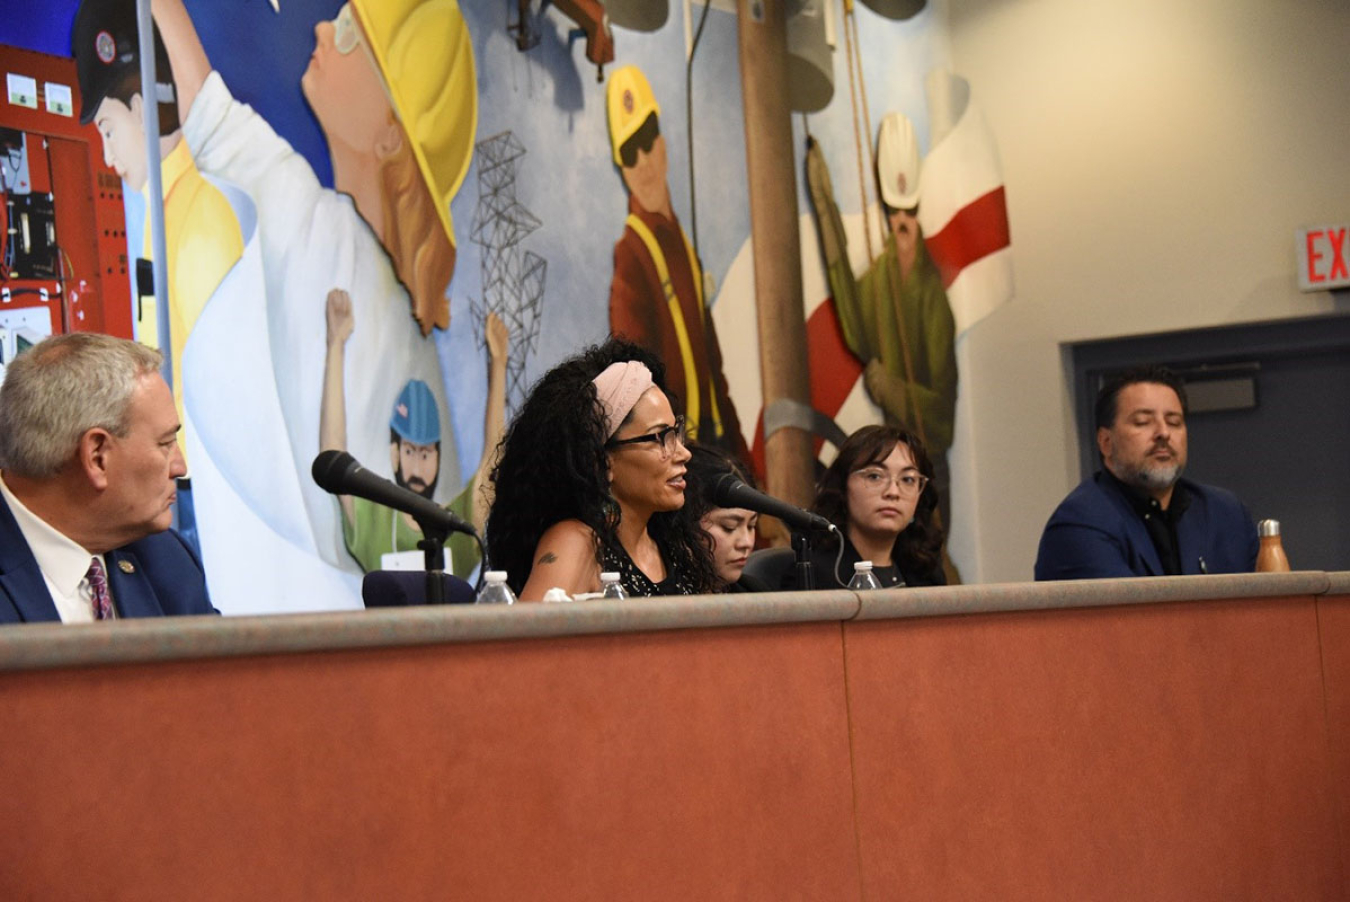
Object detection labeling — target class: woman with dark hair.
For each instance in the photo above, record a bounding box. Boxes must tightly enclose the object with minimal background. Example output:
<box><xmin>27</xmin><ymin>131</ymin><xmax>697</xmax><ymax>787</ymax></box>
<box><xmin>682</xmin><ymin>443</ymin><xmax>765</xmax><ymax>592</ymax></box>
<box><xmin>486</xmin><ymin>338</ymin><xmax>718</xmax><ymax>600</ymax></box>
<box><xmin>789</xmin><ymin>424</ymin><xmax>946</xmax><ymax>589</ymax></box>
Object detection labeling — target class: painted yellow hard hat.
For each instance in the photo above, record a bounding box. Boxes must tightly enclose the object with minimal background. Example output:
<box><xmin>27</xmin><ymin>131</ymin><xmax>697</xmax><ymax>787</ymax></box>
<box><xmin>606</xmin><ymin>65</ymin><xmax>660</xmax><ymax>167</ymax></box>
<box><xmin>351</xmin><ymin>0</ymin><xmax>478</xmax><ymax>251</ymax></box>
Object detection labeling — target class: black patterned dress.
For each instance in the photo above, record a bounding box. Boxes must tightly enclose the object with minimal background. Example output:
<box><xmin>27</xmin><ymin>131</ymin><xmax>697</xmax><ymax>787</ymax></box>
<box><xmin>600</xmin><ymin>542</ymin><xmax>699</xmax><ymax>597</ymax></box>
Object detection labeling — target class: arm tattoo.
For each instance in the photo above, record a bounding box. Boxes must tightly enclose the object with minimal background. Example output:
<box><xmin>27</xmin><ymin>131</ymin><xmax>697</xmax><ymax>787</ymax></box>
<box><xmin>537</xmin><ymin>552</ymin><xmax>558</xmax><ymax>565</ymax></box>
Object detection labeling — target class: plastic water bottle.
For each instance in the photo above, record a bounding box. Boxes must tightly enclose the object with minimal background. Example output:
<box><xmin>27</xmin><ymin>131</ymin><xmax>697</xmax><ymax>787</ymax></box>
<box><xmin>847</xmin><ymin>560</ymin><xmax>883</xmax><ymax>591</ymax></box>
<box><xmin>475</xmin><ymin>570</ymin><xmax>517</xmax><ymax>605</ymax></box>
<box><xmin>600</xmin><ymin>572</ymin><xmax>629</xmax><ymax>600</ymax></box>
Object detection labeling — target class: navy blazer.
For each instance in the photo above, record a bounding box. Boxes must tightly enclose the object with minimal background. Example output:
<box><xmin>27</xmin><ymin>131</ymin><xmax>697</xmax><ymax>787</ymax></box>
<box><xmin>1034</xmin><ymin>472</ymin><xmax>1258</xmax><ymax>580</ymax></box>
<box><xmin>0</xmin><ymin>491</ymin><xmax>218</xmax><ymax>624</ymax></box>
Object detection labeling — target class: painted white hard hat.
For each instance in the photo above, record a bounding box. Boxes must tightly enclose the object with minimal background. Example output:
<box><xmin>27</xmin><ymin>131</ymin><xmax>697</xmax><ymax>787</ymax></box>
<box><xmin>876</xmin><ymin>111</ymin><xmax>921</xmax><ymax>210</ymax></box>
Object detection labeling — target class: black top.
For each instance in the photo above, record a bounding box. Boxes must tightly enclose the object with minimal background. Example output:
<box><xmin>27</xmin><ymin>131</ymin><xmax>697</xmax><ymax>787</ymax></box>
<box><xmin>725</xmin><ymin>571</ymin><xmax>773</xmax><ymax>594</ymax></box>
<box><xmin>780</xmin><ymin>532</ymin><xmax>946</xmax><ymax>591</ymax></box>
<box><xmin>601</xmin><ymin>543</ymin><xmax>699</xmax><ymax>597</ymax></box>
<box><xmin>1103</xmin><ymin>470</ymin><xmax>1193</xmax><ymax>576</ymax></box>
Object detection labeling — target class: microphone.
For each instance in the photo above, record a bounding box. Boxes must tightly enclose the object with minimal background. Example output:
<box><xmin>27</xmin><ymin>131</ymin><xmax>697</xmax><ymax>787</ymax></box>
<box><xmin>311</xmin><ymin>450</ymin><xmax>477</xmax><ymax>538</ymax></box>
<box><xmin>711</xmin><ymin>473</ymin><xmax>834</xmax><ymax>533</ymax></box>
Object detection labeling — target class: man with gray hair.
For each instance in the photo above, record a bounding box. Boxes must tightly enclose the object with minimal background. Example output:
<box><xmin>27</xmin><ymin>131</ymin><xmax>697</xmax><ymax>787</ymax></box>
<box><xmin>0</xmin><ymin>333</ymin><xmax>216</xmax><ymax>622</ymax></box>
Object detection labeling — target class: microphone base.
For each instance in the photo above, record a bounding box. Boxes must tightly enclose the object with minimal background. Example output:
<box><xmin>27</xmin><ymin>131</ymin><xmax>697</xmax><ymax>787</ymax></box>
<box><xmin>793</xmin><ymin>532</ymin><xmax>815</xmax><ymax>591</ymax></box>
<box><xmin>420</xmin><ymin>534</ymin><xmax>451</xmax><ymax>604</ymax></box>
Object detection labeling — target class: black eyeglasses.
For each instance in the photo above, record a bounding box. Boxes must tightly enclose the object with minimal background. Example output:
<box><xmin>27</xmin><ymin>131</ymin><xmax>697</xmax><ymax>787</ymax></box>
<box><xmin>607</xmin><ymin>415</ymin><xmax>687</xmax><ymax>458</ymax></box>
<box><xmin>619</xmin><ymin>114</ymin><xmax>660</xmax><ymax>168</ymax></box>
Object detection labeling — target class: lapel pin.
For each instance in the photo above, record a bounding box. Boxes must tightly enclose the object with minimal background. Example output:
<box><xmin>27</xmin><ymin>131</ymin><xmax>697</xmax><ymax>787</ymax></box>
<box><xmin>118</xmin><ymin>560</ymin><xmax>135</xmax><ymax>574</ymax></box>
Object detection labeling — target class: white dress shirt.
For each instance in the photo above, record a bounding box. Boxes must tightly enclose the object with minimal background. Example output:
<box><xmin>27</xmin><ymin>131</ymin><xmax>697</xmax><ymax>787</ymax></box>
<box><xmin>0</xmin><ymin>473</ymin><xmax>114</xmax><ymax>622</ymax></box>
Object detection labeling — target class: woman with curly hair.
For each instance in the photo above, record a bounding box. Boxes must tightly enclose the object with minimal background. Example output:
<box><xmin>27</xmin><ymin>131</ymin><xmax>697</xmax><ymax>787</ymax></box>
<box><xmin>486</xmin><ymin>338</ymin><xmax>718</xmax><ymax>600</ymax></box>
<box><xmin>681</xmin><ymin>443</ymin><xmax>765</xmax><ymax>592</ymax></box>
<box><xmin>788</xmin><ymin>424</ymin><xmax>946</xmax><ymax>589</ymax></box>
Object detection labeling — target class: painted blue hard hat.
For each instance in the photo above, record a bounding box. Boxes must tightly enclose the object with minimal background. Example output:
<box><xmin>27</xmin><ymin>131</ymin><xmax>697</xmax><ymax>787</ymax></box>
<box><xmin>390</xmin><ymin>379</ymin><xmax>440</xmax><ymax>446</ymax></box>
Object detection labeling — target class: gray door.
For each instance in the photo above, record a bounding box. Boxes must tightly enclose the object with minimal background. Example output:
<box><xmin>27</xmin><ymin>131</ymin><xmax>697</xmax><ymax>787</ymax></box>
<box><xmin>1072</xmin><ymin>315</ymin><xmax>1350</xmax><ymax>572</ymax></box>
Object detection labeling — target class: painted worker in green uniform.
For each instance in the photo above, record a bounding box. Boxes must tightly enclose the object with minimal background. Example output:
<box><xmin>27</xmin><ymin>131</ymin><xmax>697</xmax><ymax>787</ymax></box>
<box><xmin>805</xmin><ymin>112</ymin><xmax>958</xmax><ymax>575</ymax></box>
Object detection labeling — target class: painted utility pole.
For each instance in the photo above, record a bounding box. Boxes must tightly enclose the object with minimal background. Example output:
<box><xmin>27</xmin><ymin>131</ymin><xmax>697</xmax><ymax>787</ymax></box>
<box><xmin>737</xmin><ymin>0</ymin><xmax>815</xmax><ymax>509</ymax></box>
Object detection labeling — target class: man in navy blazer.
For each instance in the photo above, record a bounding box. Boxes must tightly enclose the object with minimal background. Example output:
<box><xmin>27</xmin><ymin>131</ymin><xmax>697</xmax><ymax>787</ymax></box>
<box><xmin>0</xmin><ymin>333</ymin><xmax>217</xmax><ymax>623</ymax></box>
<box><xmin>1035</xmin><ymin>365</ymin><xmax>1258</xmax><ymax>580</ymax></box>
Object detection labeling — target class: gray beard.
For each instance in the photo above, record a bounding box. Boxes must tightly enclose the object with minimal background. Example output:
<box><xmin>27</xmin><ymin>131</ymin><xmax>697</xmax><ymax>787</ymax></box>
<box><xmin>1111</xmin><ymin>455</ymin><xmax>1183</xmax><ymax>493</ymax></box>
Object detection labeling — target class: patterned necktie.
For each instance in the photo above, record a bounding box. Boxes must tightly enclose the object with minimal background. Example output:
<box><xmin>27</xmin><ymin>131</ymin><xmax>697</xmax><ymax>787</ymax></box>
<box><xmin>86</xmin><ymin>558</ymin><xmax>113</xmax><ymax>621</ymax></box>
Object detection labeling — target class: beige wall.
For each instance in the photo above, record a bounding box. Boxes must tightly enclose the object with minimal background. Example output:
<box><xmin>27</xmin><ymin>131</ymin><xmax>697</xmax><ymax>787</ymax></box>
<box><xmin>939</xmin><ymin>0</ymin><xmax>1350</xmax><ymax>581</ymax></box>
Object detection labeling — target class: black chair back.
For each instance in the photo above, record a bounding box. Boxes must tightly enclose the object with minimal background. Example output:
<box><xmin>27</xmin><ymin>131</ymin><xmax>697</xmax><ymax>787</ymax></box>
<box><xmin>741</xmin><ymin>547</ymin><xmax>797</xmax><ymax>592</ymax></box>
<box><xmin>362</xmin><ymin>571</ymin><xmax>476</xmax><ymax>607</ymax></box>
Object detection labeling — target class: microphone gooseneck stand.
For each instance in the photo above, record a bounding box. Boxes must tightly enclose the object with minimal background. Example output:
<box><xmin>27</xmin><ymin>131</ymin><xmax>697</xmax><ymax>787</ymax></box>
<box><xmin>415</xmin><ymin>518</ymin><xmax>490</xmax><ymax>604</ymax></box>
<box><xmin>793</xmin><ymin>532</ymin><xmax>815</xmax><ymax>591</ymax></box>
<box><xmin>416</xmin><ymin>518</ymin><xmax>452</xmax><ymax>606</ymax></box>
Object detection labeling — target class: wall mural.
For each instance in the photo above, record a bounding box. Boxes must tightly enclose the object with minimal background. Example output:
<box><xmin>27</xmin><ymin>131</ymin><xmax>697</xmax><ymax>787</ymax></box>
<box><xmin>0</xmin><ymin>0</ymin><xmax>1010</xmax><ymax>612</ymax></box>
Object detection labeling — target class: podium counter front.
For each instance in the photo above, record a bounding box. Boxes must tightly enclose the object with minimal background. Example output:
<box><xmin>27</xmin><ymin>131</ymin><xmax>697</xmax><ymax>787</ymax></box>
<box><xmin>2</xmin><ymin>572</ymin><xmax>1347</xmax><ymax>901</ymax></box>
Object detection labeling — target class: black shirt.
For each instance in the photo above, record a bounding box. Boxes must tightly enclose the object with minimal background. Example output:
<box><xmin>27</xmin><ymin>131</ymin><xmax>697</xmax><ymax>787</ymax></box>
<box><xmin>780</xmin><ymin>533</ymin><xmax>946</xmax><ymax>590</ymax></box>
<box><xmin>1103</xmin><ymin>470</ymin><xmax>1192</xmax><ymax>576</ymax></box>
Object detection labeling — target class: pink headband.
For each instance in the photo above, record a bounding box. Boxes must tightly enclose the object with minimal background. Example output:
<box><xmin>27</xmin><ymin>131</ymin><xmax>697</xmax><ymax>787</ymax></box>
<box><xmin>592</xmin><ymin>360</ymin><xmax>654</xmax><ymax>438</ymax></box>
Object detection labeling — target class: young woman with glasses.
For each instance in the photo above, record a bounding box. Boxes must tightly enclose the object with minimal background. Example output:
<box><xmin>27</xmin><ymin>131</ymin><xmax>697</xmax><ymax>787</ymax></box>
<box><xmin>788</xmin><ymin>424</ymin><xmax>946</xmax><ymax>589</ymax></box>
<box><xmin>486</xmin><ymin>339</ymin><xmax>718</xmax><ymax>600</ymax></box>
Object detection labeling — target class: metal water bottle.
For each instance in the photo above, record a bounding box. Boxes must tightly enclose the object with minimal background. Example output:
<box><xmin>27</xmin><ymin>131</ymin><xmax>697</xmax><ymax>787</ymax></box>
<box><xmin>1255</xmin><ymin>520</ymin><xmax>1291</xmax><ymax>572</ymax></box>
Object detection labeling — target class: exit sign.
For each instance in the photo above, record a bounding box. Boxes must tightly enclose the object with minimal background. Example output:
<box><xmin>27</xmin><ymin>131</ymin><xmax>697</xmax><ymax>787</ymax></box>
<box><xmin>1296</xmin><ymin>225</ymin><xmax>1350</xmax><ymax>291</ymax></box>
